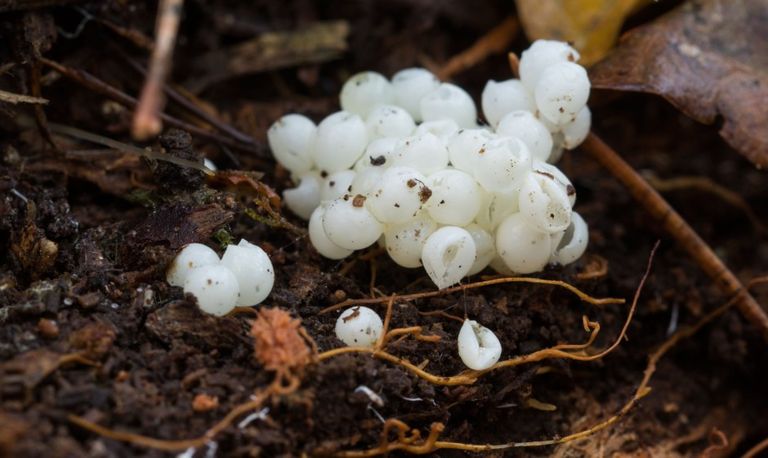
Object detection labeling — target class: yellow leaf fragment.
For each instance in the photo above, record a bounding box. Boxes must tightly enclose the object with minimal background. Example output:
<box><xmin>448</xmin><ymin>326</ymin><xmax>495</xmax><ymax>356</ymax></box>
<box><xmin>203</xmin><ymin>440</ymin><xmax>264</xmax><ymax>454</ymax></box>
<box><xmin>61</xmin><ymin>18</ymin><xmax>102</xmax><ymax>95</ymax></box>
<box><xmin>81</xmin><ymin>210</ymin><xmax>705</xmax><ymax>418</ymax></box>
<box><xmin>515</xmin><ymin>0</ymin><xmax>650</xmax><ymax>65</ymax></box>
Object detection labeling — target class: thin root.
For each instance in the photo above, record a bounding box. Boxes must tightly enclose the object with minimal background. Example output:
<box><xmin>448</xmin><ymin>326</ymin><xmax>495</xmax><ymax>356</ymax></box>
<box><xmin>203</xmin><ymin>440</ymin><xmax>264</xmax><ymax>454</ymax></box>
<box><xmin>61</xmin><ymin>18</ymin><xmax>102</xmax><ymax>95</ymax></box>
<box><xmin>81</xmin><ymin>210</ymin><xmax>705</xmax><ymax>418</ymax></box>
<box><xmin>320</xmin><ymin>276</ymin><xmax>624</xmax><ymax>315</ymax></box>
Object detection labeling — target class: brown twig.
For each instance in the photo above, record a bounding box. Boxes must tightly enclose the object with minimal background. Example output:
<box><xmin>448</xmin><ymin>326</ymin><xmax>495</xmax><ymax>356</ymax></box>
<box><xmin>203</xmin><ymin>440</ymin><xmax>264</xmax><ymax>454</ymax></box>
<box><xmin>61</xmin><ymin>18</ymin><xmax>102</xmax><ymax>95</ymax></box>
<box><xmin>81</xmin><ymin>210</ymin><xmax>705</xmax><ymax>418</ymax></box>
<box><xmin>581</xmin><ymin>132</ymin><xmax>768</xmax><ymax>340</ymax></box>
<box><xmin>123</xmin><ymin>56</ymin><xmax>255</xmax><ymax>144</ymax></box>
<box><xmin>743</xmin><ymin>435</ymin><xmax>768</xmax><ymax>458</ymax></box>
<box><xmin>132</xmin><ymin>0</ymin><xmax>184</xmax><ymax>140</ymax></box>
<box><xmin>436</xmin><ymin>16</ymin><xmax>518</xmax><ymax>81</ymax></box>
<box><xmin>320</xmin><ymin>276</ymin><xmax>624</xmax><ymax>314</ymax></box>
<box><xmin>69</xmin><ymin>388</ymin><xmax>271</xmax><ymax>452</ymax></box>
<box><xmin>645</xmin><ymin>174</ymin><xmax>766</xmax><ymax>235</ymax></box>
<box><xmin>39</xmin><ymin>57</ymin><xmax>263</xmax><ymax>155</ymax></box>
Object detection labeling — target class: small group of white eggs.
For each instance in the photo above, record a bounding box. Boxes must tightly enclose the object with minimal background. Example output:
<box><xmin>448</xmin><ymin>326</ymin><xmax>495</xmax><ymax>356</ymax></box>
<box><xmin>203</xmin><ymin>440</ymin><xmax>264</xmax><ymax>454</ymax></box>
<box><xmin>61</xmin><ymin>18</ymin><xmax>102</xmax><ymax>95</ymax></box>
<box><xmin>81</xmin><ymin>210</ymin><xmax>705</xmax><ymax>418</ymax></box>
<box><xmin>268</xmin><ymin>39</ymin><xmax>591</xmax><ymax>290</ymax></box>
<box><xmin>166</xmin><ymin>240</ymin><xmax>275</xmax><ymax>316</ymax></box>
<box><xmin>334</xmin><ymin>305</ymin><xmax>502</xmax><ymax>370</ymax></box>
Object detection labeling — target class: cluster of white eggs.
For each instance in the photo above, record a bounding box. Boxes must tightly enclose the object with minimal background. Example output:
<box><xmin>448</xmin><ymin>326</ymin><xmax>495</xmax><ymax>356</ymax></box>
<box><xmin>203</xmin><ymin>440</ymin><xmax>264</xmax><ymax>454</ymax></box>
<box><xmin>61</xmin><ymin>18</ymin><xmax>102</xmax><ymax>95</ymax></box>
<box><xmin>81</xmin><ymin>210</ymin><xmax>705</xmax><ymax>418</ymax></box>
<box><xmin>268</xmin><ymin>40</ymin><xmax>591</xmax><ymax>290</ymax></box>
<box><xmin>166</xmin><ymin>240</ymin><xmax>275</xmax><ymax>316</ymax></box>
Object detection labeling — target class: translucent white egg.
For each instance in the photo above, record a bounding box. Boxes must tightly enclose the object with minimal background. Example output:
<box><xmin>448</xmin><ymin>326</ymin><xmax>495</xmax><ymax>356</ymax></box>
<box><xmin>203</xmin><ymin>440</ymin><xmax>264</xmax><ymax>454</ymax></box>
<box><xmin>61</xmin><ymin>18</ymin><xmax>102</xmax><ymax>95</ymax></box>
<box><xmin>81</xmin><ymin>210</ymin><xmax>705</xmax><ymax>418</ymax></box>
<box><xmin>183</xmin><ymin>265</ymin><xmax>239</xmax><ymax>316</ymax></box>
<box><xmin>312</xmin><ymin>111</ymin><xmax>368</xmax><ymax>172</ymax></box>
<box><xmin>365</xmin><ymin>105</ymin><xmax>416</xmax><ymax>139</ymax></box>
<box><xmin>532</xmin><ymin>160</ymin><xmax>576</xmax><ymax>206</ymax></box>
<box><xmin>221</xmin><ymin>240</ymin><xmax>274</xmax><ymax>307</ymax></box>
<box><xmin>267</xmin><ymin>114</ymin><xmax>316</xmax><ymax>175</ymax></box>
<box><xmin>335</xmin><ymin>306</ymin><xmax>383</xmax><ymax>347</ymax></box>
<box><xmin>447</xmin><ymin>128</ymin><xmax>496</xmax><ymax>173</ymax></box>
<box><xmin>384</xmin><ymin>211</ymin><xmax>438</xmax><ymax>268</ymax></box>
<box><xmin>561</xmin><ymin>106</ymin><xmax>591</xmax><ymax>149</ymax></box>
<box><xmin>488</xmin><ymin>255</ymin><xmax>515</xmax><ymax>276</ymax></box>
<box><xmin>518</xmin><ymin>170</ymin><xmax>572</xmax><ymax>233</ymax></box>
<box><xmin>321</xmin><ymin>170</ymin><xmax>357</xmax><ymax>202</ymax></box>
<box><xmin>414</xmin><ymin>119</ymin><xmax>460</xmax><ymax>143</ymax></box>
<box><xmin>340</xmin><ymin>71</ymin><xmax>394</xmax><ymax>117</ymax></box>
<box><xmin>390</xmin><ymin>132</ymin><xmax>449</xmax><ymax>176</ymax></box>
<box><xmin>496</xmin><ymin>111</ymin><xmax>554</xmax><ymax>162</ymax></box>
<box><xmin>474</xmin><ymin>188</ymin><xmax>520</xmax><ymax>231</ymax></box>
<box><xmin>367</xmin><ymin>166</ymin><xmax>430</xmax><ymax>224</ymax></box>
<box><xmin>420</xmin><ymin>83</ymin><xmax>477</xmax><ymax>128</ymax></box>
<box><xmin>323</xmin><ymin>196</ymin><xmax>384</xmax><ymax>250</ymax></box>
<box><xmin>350</xmin><ymin>166</ymin><xmax>384</xmax><ymax>196</ymax></box>
<box><xmin>424</xmin><ymin>169</ymin><xmax>482</xmax><ymax>226</ymax></box>
<box><xmin>519</xmin><ymin>39</ymin><xmax>580</xmax><ymax>92</ymax></box>
<box><xmin>391</xmin><ymin>67</ymin><xmax>440</xmax><ymax>121</ymax></box>
<box><xmin>283</xmin><ymin>171</ymin><xmax>322</xmax><ymax>220</ymax></box>
<box><xmin>535</xmin><ymin>62</ymin><xmax>590</xmax><ymax>125</ymax></box>
<box><xmin>308</xmin><ymin>205</ymin><xmax>354</xmax><ymax>260</ymax></box>
<box><xmin>496</xmin><ymin>213</ymin><xmax>552</xmax><ymax>274</ymax></box>
<box><xmin>465</xmin><ymin>224</ymin><xmax>495</xmax><ymax>275</ymax></box>
<box><xmin>551</xmin><ymin>211</ymin><xmax>588</xmax><ymax>265</ymax></box>
<box><xmin>167</xmin><ymin>243</ymin><xmax>221</xmax><ymax>287</ymax></box>
<box><xmin>421</xmin><ymin>226</ymin><xmax>476</xmax><ymax>289</ymax></box>
<box><xmin>474</xmin><ymin>136</ymin><xmax>532</xmax><ymax>193</ymax></box>
<box><xmin>354</xmin><ymin>137</ymin><xmax>398</xmax><ymax>172</ymax></box>
<box><xmin>457</xmin><ymin>319</ymin><xmax>502</xmax><ymax>370</ymax></box>
<box><xmin>481</xmin><ymin>79</ymin><xmax>535</xmax><ymax>127</ymax></box>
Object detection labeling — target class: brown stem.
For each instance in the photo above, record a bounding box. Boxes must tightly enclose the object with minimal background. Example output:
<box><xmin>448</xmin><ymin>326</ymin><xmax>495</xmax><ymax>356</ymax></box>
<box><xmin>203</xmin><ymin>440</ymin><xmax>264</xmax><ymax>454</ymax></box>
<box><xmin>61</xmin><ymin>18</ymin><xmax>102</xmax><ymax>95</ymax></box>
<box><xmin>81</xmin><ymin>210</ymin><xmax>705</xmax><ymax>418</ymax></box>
<box><xmin>436</xmin><ymin>16</ymin><xmax>518</xmax><ymax>81</ymax></box>
<box><xmin>132</xmin><ymin>0</ymin><xmax>184</xmax><ymax>140</ymax></box>
<box><xmin>581</xmin><ymin>132</ymin><xmax>768</xmax><ymax>339</ymax></box>
<box><xmin>39</xmin><ymin>57</ymin><xmax>263</xmax><ymax>155</ymax></box>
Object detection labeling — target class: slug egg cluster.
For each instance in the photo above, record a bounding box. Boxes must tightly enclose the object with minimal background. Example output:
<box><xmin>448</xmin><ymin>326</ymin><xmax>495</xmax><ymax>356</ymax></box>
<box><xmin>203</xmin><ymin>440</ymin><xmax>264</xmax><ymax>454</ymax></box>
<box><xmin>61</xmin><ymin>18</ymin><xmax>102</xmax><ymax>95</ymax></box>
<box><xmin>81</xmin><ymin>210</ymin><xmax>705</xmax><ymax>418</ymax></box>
<box><xmin>269</xmin><ymin>40</ymin><xmax>591</xmax><ymax>289</ymax></box>
<box><xmin>167</xmin><ymin>240</ymin><xmax>274</xmax><ymax>316</ymax></box>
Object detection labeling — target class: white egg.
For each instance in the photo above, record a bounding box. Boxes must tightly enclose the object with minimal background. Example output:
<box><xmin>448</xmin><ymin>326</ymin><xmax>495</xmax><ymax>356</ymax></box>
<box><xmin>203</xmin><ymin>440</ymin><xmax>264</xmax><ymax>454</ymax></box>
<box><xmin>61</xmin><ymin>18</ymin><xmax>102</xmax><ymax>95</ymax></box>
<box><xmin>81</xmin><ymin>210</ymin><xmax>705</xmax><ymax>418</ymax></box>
<box><xmin>312</xmin><ymin>111</ymin><xmax>368</xmax><ymax>173</ymax></box>
<box><xmin>365</xmin><ymin>105</ymin><xmax>416</xmax><ymax>139</ymax></box>
<box><xmin>267</xmin><ymin>114</ymin><xmax>316</xmax><ymax>175</ymax></box>
<box><xmin>283</xmin><ymin>171</ymin><xmax>322</xmax><ymax>220</ymax></box>
<box><xmin>308</xmin><ymin>205</ymin><xmax>354</xmax><ymax>260</ymax></box>
<box><xmin>457</xmin><ymin>319</ymin><xmax>502</xmax><ymax>370</ymax></box>
<box><xmin>183</xmin><ymin>265</ymin><xmax>240</xmax><ymax>316</ymax></box>
<box><xmin>420</xmin><ymin>83</ymin><xmax>477</xmax><ymax>128</ymax></box>
<box><xmin>384</xmin><ymin>211</ymin><xmax>438</xmax><ymax>268</ymax></box>
<box><xmin>340</xmin><ymin>71</ymin><xmax>394</xmax><ymax>117</ymax></box>
<box><xmin>367</xmin><ymin>166</ymin><xmax>430</xmax><ymax>224</ymax></box>
<box><xmin>221</xmin><ymin>240</ymin><xmax>274</xmax><ymax>307</ymax></box>
<box><xmin>424</xmin><ymin>169</ymin><xmax>482</xmax><ymax>226</ymax></box>
<box><xmin>496</xmin><ymin>213</ymin><xmax>552</xmax><ymax>274</ymax></box>
<box><xmin>335</xmin><ymin>306</ymin><xmax>384</xmax><ymax>347</ymax></box>
<box><xmin>421</xmin><ymin>226</ymin><xmax>476</xmax><ymax>289</ymax></box>
<box><xmin>391</xmin><ymin>67</ymin><xmax>440</xmax><ymax>121</ymax></box>
<box><xmin>167</xmin><ymin>243</ymin><xmax>220</xmax><ymax>287</ymax></box>
<box><xmin>481</xmin><ymin>79</ymin><xmax>535</xmax><ymax>127</ymax></box>
<box><xmin>323</xmin><ymin>196</ymin><xmax>384</xmax><ymax>250</ymax></box>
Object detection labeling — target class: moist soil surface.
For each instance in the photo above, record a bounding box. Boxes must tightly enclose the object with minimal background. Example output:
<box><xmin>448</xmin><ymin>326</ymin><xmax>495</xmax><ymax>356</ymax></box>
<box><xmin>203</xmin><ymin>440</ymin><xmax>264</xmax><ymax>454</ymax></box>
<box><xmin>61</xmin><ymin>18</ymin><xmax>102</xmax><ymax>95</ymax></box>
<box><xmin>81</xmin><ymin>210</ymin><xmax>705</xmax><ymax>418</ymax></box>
<box><xmin>1</xmin><ymin>1</ymin><xmax>768</xmax><ymax>457</ymax></box>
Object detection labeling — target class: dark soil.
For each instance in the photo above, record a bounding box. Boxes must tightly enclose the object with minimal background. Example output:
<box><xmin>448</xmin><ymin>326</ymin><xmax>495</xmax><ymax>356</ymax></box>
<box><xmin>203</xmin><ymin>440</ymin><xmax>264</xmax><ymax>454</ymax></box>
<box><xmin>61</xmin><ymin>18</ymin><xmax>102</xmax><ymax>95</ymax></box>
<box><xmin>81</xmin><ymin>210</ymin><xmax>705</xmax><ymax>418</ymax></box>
<box><xmin>1</xmin><ymin>1</ymin><xmax>768</xmax><ymax>457</ymax></box>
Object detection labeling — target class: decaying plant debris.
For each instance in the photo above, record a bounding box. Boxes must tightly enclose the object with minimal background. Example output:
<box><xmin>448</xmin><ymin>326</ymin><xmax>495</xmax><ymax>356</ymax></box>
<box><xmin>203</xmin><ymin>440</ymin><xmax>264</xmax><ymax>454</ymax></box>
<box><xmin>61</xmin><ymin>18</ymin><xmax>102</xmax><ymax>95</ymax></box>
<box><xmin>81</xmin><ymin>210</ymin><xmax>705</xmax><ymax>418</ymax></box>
<box><xmin>1</xmin><ymin>1</ymin><xmax>768</xmax><ymax>457</ymax></box>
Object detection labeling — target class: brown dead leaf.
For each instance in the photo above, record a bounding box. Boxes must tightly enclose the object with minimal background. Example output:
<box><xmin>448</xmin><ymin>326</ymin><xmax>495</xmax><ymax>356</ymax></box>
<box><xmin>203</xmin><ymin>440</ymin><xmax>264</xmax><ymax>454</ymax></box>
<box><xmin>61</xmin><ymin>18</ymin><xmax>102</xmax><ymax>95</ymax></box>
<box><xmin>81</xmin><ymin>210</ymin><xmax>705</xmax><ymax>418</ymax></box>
<box><xmin>187</xmin><ymin>21</ymin><xmax>349</xmax><ymax>92</ymax></box>
<box><xmin>515</xmin><ymin>0</ymin><xmax>650</xmax><ymax>65</ymax></box>
<box><xmin>590</xmin><ymin>0</ymin><xmax>768</xmax><ymax>167</ymax></box>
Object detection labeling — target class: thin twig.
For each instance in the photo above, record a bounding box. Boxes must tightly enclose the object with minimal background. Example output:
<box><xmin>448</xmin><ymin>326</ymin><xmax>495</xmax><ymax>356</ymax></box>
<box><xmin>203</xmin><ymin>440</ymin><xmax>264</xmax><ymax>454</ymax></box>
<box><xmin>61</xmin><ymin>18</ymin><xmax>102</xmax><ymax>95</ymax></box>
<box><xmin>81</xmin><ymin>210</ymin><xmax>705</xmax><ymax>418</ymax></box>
<box><xmin>436</xmin><ymin>16</ymin><xmax>518</xmax><ymax>80</ymax></box>
<box><xmin>123</xmin><ymin>55</ymin><xmax>255</xmax><ymax>144</ymax></box>
<box><xmin>132</xmin><ymin>0</ymin><xmax>184</xmax><ymax>140</ymax></box>
<box><xmin>39</xmin><ymin>57</ymin><xmax>263</xmax><ymax>155</ymax></box>
<box><xmin>581</xmin><ymin>132</ymin><xmax>768</xmax><ymax>340</ymax></box>
<box><xmin>47</xmin><ymin>122</ymin><xmax>212</xmax><ymax>175</ymax></box>
<box><xmin>645</xmin><ymin>174</ymin><xmax>766</xmax><ymax>235</ymax></box>
<box><xmin>320</xmin><ymin>276</ymin><xmax>624</xmax><ymax>314</ymax></box>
